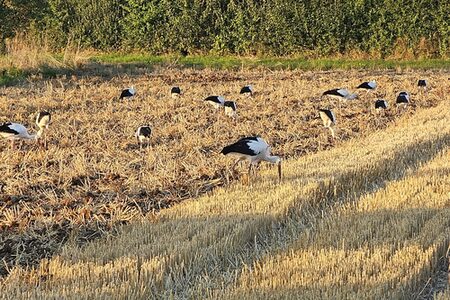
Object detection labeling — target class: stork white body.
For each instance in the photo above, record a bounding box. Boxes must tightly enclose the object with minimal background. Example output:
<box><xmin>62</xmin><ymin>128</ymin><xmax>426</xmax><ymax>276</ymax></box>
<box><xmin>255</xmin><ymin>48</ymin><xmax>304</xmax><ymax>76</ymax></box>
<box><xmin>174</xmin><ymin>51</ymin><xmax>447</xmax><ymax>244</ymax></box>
<box><xmin>318</xmin><ymin>109</ymin><xmax>336</xmax><ymax>138</ymax></box>
<box><xmin>322</xmin><ymin>88</ymin><xmax>358</xmax><ymax>101</ymax></box>
<box><xmin>221</xmin><ymin>136</ymin><xmax>282</xmax><ymax>181</ymax></box>
<box><xmin>0</xmin><ymin>122</ymin><xmax>41</xmax><ymax>150</ymax></box>
<box><xmin>204</xmin><ymin>96</ymin><xmax>225</xmax><ymax>109</ymax></box>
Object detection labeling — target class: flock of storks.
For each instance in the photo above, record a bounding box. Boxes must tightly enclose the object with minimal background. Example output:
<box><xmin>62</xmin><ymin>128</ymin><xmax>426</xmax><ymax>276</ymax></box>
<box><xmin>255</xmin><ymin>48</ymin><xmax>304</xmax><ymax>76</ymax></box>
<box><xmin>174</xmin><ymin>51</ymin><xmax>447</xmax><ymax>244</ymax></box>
<box><xmin>0</xmin><ymin>78</ymin><xmax>428</xmax><ymax>182</ymax></box>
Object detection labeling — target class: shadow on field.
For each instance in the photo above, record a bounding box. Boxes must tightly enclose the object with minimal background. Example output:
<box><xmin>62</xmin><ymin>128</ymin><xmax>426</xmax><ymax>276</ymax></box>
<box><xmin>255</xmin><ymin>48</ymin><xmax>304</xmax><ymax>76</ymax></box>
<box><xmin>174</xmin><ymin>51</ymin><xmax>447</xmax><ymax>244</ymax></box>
<box><xmin>43</xmin><ymin>208</ymin><xmax>449</xmax><ymax>298</ymax></box>
<box><xmin>283</xmin><ymin>132</ymin><xmax>450</xmax><ymax>194</ymax></box>
<box><xmin>225</xmin><ymin>207</ymin><xmax>450</xmax><ymax>299</ymax></box>
<box><xmin>40</xmin><ymin>132</ymin><xmax>450</xmax><ymax>298</ymax></box>
<box><xmin>0</xmin><ymin>61</ymin><xmax>155</xmax><ymax>87</ymax></box>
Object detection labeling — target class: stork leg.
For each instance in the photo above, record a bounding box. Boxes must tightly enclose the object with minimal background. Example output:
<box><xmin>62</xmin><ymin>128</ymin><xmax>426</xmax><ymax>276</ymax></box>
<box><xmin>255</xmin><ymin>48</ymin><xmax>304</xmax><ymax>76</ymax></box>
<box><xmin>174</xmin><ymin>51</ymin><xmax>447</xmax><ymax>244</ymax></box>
<box><xmin>39</xmin><ymin>135</ymin><xmax>47</xmax><ymax>149</ymax></box>
<box><xmin>38</xmin><ymin>137</ymin><xmax>45</xmax><ymax>149</ymax></box>
<box><xmin>329</xmin><ymin>127</ymin><xmax>335</xmax><ymax>139</ymax></box>
<box><xmin>232</xmin><ymin>157</ymin><xmax>244</xmax><ymax>170</ymax></box>
<box><xmin>10</xmin><ymin>140</ymin><xmax>15</xmax><ymax>151</ymax></box>
<box><xmin>397</xmin><ymin>104</ymin><xmax>407</xmax><ymax>114</ymax></box>
<box><xmin>247</xmin><ymin>163</ymin><xmax>253</xmax><ymax>184</ymax></box>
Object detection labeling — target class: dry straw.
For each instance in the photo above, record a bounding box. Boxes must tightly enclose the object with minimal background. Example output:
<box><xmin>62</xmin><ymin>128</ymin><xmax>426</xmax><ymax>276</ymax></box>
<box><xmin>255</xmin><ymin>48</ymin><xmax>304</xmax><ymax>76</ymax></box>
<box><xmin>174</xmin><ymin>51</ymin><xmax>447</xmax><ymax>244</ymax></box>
<box><xmin>0</xmin><ymin>68</ymin><xmax>449</xmax><ymax>299</ymax></box>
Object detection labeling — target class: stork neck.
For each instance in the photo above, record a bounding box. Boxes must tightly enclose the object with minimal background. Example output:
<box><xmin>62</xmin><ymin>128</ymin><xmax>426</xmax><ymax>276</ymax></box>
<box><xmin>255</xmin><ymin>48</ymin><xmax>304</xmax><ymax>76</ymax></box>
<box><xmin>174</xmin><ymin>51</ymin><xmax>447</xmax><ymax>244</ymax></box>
<box><xmin>36</xmin><ymin>128</ymin><xmax>45</xmax><ymax>138</ymax></box>
<box><xmin>266</xmin><ymin>155</ymin><xmax>281</xmax><ymax>164</ymax></box>
<box><xmin>24</xmin><ymin>133</ymin><xmax>38</xmax><ymax>140</ymax></box>
<box><xmin>347</xmin><ymin>93</ymin><xmax>358</xmax><ymax>100</ymax></box>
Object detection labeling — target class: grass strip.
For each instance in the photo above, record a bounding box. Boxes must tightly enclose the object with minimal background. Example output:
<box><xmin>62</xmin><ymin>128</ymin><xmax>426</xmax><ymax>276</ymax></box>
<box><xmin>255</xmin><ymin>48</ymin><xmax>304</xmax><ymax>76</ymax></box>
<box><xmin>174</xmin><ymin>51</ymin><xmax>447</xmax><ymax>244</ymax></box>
<box><xmin>92</xmin><ymin>54</ymin><xmax>450</xmax><ymax>70</ymax></box>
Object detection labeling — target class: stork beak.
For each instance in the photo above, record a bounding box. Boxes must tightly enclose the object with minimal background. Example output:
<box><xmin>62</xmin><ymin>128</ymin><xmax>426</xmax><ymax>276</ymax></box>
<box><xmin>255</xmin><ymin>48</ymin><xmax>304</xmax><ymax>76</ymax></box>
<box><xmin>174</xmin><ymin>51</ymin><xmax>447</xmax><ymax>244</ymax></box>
<box><xmin>278</xmin><ymin>162</ymin><xmax>282</xmax><ymax>182</ymax></box>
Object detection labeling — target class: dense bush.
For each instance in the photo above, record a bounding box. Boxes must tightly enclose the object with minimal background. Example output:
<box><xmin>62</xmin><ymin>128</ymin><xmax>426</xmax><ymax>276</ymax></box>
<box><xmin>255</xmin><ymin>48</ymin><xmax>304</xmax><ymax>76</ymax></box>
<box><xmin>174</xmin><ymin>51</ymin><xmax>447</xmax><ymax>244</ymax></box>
<box><xmin>1</xmin><ymin>0</ymin><xmax>449</xmax><ymax>57</ymax></box>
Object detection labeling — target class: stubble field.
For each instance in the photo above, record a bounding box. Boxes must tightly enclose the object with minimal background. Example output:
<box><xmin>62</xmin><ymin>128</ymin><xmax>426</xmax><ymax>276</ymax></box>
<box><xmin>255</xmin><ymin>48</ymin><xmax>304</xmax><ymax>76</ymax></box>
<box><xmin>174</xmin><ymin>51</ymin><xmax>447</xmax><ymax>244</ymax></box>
<box><xmin>0</xmin><ymin>67</ymin><xmax>448</xmax><ymax>297</ymax></box>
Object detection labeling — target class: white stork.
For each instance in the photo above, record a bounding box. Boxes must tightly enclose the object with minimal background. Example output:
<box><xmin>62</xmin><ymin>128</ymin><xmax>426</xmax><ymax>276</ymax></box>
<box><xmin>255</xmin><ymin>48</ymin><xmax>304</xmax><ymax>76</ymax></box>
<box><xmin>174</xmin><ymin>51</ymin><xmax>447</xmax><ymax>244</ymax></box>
<box><xmin>375</xmin><ymin>99</ymin><xmax>388</xmax><ymax>110</ymax></box>
<box><xmin>36</xmin><ymin>111</ymin><xmax>51</xmax><ymax>147</ymax></box>
<box><xmin>318</xmin><ymin>109</ymin><xmax>336</xmax><ymax>138</ymax></box>
<box><xmin>322</xmin><ymin>88</ymin><xmax>358</xmax><ymax>101</ymax></box>
<box><xmin>204</xmin><ymin>96</ymin><xmax>225</xmax><ymax>109</ymax></box>
<box><xmin>224</xmin><ymin>101</ymin><xmax>237</xmax><ymax>118</ymax></box>
<box><xmin>417</xmin><ymin>79</ymin><xmax>428</xmax><ymax>92</ymax></box>
<box><xmin>171</xmin><ymin>86</ymin><xmax>181</xmax><ymax>98</ymax></box>
<box><xmin>135</xmin><ymin>125</ymin><xmax>152</xmax><ymax>149</ymax></box>
<box><xmin>396</xmin><ymin>91</ymin><xmax>410</xmax><ymax>109</ymax></box>
<box><xmin>119</xmin><ymin>86</ymin><xmax>136</xmax><ymax>100</ymax></box>
<box><xmin>357</xmin><ymin>80</ymin><xmax>377</xmax><ymax>98</ymax></box>
<box><xmin>240</xmin><ymin>85</ymin><xmax>254</xmax><ymax>97</ymax></box>
<box><xmin>0</xmin><ymin>122</ymin><xmax>42</xmax><ymax>150</ymax></box>
<box><xmin>36</xmin><ymin>111</ymin><xmax>51</xmax><ymax>129</ymax></box>
<box><xmin>221</xmin><ymin>136</ymin><xmax>282</xmax><ymax>182</ymax></box>
<box><xmin>357</xmin><ymin>80</ymin><xmax>377</xmax><ymax>91</ymax></box>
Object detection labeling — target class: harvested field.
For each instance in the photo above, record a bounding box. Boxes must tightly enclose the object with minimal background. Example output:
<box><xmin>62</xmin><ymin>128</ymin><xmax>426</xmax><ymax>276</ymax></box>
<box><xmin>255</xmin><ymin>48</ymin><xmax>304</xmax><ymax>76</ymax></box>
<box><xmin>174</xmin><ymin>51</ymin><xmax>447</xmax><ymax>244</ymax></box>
<box><xmin>0</xmin><ymin>67</ymin><xmax>449</xmax><ymax>298</ymax></box>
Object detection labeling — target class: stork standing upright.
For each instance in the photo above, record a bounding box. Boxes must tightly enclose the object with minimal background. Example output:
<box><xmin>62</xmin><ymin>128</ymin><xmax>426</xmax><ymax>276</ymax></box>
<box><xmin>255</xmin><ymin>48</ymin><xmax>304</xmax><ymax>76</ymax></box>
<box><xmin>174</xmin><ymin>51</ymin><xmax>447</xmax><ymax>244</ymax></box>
<box><xmin>417</xmin><ymin>79</ymin><xmax>428</xmax><ymax>92</ymax></box>
<box><xmin>375</xmin><ymin>99</ymin><xmax>388</xmax><ymax>111</ymax></box>
<box><xmin>36</xmin><ymin>111</ymin><xmax>51</xmax><ymax>148</ymax></box>
<box><xmin>135</xmin><ymin>125</ymin><xmax>152</xmax><ymax>150</ymax></box>
<box><xmin>240</xmin><ymin>85</ymin><xmax>254</xmax><ymax>97</ymax></box>
<box><xmin>0</xmin><ymin>122</ymin><xmax>43</xmax><ymax>150</ymax></box>
<box><xmin>119</xmin><ymin>86</ymin><xmax>136</xmax><ymax>100</ymax></box>
<box><xmin>374</xmin><ymin>100</ymin><xmax>389</xmax><ymax>123</ymax></box>
<box><xmin>396</xmin><ymin>91</ymin><xmax>410</xmax><ymax>110</ymax></box>
<box><xmin>171</xmin><ymin>86</ymin><xmax>181</xmax><ymax>98</ymax></box>
<box><xmin>221</xmin><ymin>136</ymin><xmax>282</xmax><ymax>182</ymax></box>
<box><xmin>322</xmin><ymin>88</ymin><xmax>358</xmax><ymax>102</ymax></box>
<box><xmin>224</xmin><ymin>101</ymin><xmax>237</xmax><ymax>119</ymax></box>
<box><xmin>318</xmin><ymin>109</ymin><xmax>336</xmax><ymax>138</ymax></box>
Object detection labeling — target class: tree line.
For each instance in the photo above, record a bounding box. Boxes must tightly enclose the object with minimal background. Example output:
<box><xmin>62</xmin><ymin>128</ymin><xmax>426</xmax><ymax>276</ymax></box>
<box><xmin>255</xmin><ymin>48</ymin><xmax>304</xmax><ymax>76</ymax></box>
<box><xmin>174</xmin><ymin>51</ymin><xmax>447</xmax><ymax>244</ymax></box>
<box><xmin>1</xmin><ymin>0</ymin><xmax>448</xmax><ymax>57</ymax></box>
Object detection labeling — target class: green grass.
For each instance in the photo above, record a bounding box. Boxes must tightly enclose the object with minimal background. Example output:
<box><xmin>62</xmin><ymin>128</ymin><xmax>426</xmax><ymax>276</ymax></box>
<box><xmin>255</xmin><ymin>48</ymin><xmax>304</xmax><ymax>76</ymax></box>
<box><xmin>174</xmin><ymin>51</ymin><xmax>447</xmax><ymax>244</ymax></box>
<box><xmin>0</xmin><ymin>68</ymin><xmax>24</xmax><ymax>86</ymax></box>
<box><xmin>92</xmin><ymin>53</ymin><xmax>450</xmax><ymax>70</ymax></box>
<box><xmin>0</xmin><ymin>66</ymin><xmax>75</xmax><ymax>86</ymax></box>
<box><xmin>1</xmin><ymin>53</ymin><xmax>448</xmax><ymax>87</ymax></box>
